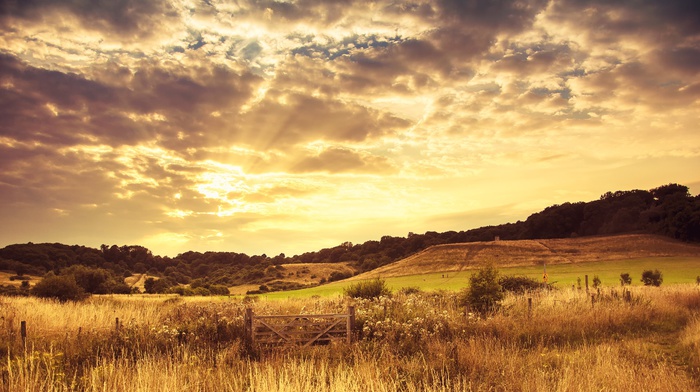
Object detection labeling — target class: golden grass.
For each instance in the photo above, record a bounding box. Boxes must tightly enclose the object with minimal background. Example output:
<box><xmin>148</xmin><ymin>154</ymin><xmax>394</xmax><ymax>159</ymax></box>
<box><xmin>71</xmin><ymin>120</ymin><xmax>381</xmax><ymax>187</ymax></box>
<box><xmin>2</xmin><ymin>285</ymin><xmax>700</xmax><ymax>391</ymax></box>
<box><xmin>0</xmin><ymin>271</ymin><xmax>40</xmax><ymax>287</ymax></box>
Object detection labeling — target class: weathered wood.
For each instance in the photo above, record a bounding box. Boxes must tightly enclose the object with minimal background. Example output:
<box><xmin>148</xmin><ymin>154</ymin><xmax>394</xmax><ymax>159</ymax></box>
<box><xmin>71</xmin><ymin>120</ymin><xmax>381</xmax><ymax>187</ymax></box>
<box><xmin>254</xmin><ymin>313</ymin><xmax>349</xmax><ymax>319</ymax></box>
<box><xmin>303</xmin><ymin>319</ymin><xmax>343</xmax><ymax>347</ymax></box>
<box><xmin>248</xmin><ymin>307</ymin><xmax>355</xmax><ymax>346</ymax></box>
<box><xmin>347</xmin><ymin>306</ymin><xmax>355</xmax><ymax>343</ymax></box>
<box><xmin>21</xmin><ymin>320</ymin><xmax>27</xmax><ymax>350</ymax></box>
<box><xmin>244</xmin><ymin>308</ymin><xmax>254</xmax><ymax>345</ymax></box>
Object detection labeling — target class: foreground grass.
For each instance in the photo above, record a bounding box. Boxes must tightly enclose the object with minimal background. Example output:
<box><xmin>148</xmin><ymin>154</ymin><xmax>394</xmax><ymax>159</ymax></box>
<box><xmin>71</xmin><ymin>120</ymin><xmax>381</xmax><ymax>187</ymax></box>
<box><xmin>2</xmin><ymin>285</ymin><xmax>700</xmax><ymax>391</ymax></box>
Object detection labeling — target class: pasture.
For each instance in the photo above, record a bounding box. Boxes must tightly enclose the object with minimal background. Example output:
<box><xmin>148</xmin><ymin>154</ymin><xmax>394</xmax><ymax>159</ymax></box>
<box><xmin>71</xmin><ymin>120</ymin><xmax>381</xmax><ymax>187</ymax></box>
<box><xmin>260</xmin><ymin>256</ymin><xmax>700</xmax><ymax>299</ymax></box>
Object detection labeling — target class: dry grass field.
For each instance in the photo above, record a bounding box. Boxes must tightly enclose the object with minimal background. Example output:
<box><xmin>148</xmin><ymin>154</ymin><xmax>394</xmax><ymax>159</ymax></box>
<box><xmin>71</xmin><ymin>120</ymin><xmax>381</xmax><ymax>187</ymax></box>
<box><xmin>355</xmin><ymin>234</ymin><xmax>700</xmax><ymax>279</ymax></box>
<box><xmin>2</xmin><ymin>284</ymin><xmax>700</xmax><ymax>391</ymax></box>
<box><xmin>0</xmin><ymin>272</ymin><xmax>40</xmax><ymax>287</ymax></box>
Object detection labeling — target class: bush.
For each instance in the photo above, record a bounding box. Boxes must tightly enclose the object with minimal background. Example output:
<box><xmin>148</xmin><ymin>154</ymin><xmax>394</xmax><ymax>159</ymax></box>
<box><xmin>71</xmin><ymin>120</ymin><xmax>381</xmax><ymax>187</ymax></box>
<box><xmin>592</xmin><ymin>275</ymin><xmax>602</xmax><ymax>288</ymax></box>
<box><xmin>641</xmin><ymin>270</ymin><xmax>663</xmax><ymax>286</ymax></box>
<box><xmin>144</xmin><ymin>277</ymin><xmax>174</xmax><ymax>294</ymax></box>
<box><xmin>620</xmin><ymin>273</ymin><xmax>632</xmax><ymax>286</ymax></box>
<box><xmin>399</xmin><ymin>286</ymin><xmax>422</xmax><ymax>295</ymax></box>
<box><xmin>208</xmin><ymin>284</ymin><xmax>230</xmax><ymax>296</ymax></box>
<box><xmin>344</xmin><ymin>278</ymin><xmax>390</xmax><ymax>299</ymax></box>
<box><xmin>460</xmin><ymin>265</ymin><xmax>504</xmax><ymax>315</ymax></box>
<box><xmin>328</xmin><ymin>271</ymin><xmax>353</xmax><ymax>282</ymax></box>
<box><xmin>31</xmin><ymin>274</ymin><xmax>88</xmax><ymax>302</ymax></box>
<box><xmin>498</xmin><ymin>275</ymin><xmax>541</xmax><ymax>293</ymax></box>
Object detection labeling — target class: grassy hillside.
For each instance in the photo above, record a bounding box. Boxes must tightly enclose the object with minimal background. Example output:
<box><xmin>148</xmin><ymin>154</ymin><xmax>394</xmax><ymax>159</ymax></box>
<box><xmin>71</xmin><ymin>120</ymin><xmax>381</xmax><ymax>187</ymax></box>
<box><xmin>353</xmin><ymin>234</ymin><xmax>700</xmax><ymax>279</ymax></box>
<box><xmin>256</xmin><ymin>234</ymin><xmax>700</xmax><ymax>299</ymax></box>
<box><xmin>260</xmin><ymin>256</ymin><xmax>700</xmax><ymax>299</ymax></box>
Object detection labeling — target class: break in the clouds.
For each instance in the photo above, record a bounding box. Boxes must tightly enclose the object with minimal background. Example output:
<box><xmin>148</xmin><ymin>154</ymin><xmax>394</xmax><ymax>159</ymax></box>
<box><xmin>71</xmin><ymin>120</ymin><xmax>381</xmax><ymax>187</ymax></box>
<box><xmin>1</xmin><ymin>0</ymin><xmax>699</xmax><ymax>256</ymax></box>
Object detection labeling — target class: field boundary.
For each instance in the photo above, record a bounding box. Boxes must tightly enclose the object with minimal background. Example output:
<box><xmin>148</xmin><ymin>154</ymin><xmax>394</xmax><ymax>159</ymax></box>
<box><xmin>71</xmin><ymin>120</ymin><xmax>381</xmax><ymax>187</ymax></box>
<box><xmin>244</xmin><ymin>306</ymin><xmax>355</xmax><ymax>346</ymax></box>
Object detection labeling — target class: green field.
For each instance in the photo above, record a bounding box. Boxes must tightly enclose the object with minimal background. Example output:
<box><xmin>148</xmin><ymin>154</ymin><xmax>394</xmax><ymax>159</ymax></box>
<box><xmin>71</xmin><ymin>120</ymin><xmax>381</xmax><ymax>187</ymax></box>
<box><xmin>258</xmin><ymin>256</ymin><xmax>700</xmax><ymax>299</ymax></box>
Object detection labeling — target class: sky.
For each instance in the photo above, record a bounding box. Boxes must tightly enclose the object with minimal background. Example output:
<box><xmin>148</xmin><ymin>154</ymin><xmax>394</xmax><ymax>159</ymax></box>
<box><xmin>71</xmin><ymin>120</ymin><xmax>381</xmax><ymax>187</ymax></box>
<box><xmin>1</xmin><ymin>0</ymin><xmax>699</xmax><ymax>258</ymax></box>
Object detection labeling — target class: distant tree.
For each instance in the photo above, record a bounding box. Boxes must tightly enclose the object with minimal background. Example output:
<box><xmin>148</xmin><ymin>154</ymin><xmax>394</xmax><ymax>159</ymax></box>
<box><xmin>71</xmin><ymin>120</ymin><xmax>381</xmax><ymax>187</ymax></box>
<box><xmin>620</xmin><ymin>273</ymin><xmax>632</xmax><ymax>286</ymax></box>
<box><xmin>14</xmin><ymin>263</ymin><xmax>27</xmax><ymax>277</ymax></box>
<box><xmin>31</xmin><ymin>274</ymin><xmax>87</xmax><ymax>302</ymax></box>
<box><xmin>460</xmin><ymin>265</ymin><xmax>504</xmax><ymax>315</ymax></box>
<box><xmin>145</xmin><ymin>277</ymin><xmax>174</xmax><ymax>293</ymax></box>
<box><xmin>641</xmin><ymin>270</ymin><xmax>663</xmax><ymax>287</ymax></box>
<box><xmin>328</xmin><ymin>271</ymin><xmax>352</xmax><ymax>282</ymax></box>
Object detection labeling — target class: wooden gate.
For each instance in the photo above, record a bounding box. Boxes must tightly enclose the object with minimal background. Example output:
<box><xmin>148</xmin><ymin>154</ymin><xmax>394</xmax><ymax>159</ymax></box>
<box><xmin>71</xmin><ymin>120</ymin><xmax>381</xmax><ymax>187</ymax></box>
<box><xmin>244</xmin><ymin>306</ymin><xmax>355</xmax><ymax>347</ymax></box>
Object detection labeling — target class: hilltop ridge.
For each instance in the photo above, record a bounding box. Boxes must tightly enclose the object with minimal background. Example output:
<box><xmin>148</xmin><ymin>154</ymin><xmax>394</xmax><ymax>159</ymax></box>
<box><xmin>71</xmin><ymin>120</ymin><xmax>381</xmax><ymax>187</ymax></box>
<box><xmin>353</xmin><ymin>234</ymin><xmax>700</xmax><ymax>279</ymax></box>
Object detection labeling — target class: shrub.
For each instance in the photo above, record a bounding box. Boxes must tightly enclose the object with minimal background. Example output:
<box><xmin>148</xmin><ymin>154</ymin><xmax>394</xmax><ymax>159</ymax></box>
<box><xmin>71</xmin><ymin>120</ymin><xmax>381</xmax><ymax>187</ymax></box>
<box><xmin>144</xmin><ymin>277</ymin><xmax>174</xmax><ymax>294</ymax></box>
<box><xmin>498</xmin><ymin>275</ymin><xmax>541</xmax><ymax>293</ymax></box>
<box><xmin>31</xmin><ymin>274</ymin><xmax>88</xmax><ymax>302</ymax></box>
<box><xmin>399</xmin><ymin>286</ymin><xmax>422</xmax><ymax>295</ymax></box>
<box><xmin>169</xmin><ymin>286</ymin><xmax>195</xmax><ymax>296</ymax></box>
<box><xmin>592</xmin><ymin>275</ymin><xmax>602</xmax><ymax>288</ymax></box>
<box><xmin>208</xmin><ymin>284</ymin><xmax>230</xmax><ymax>296</ymax></box>
<box><xmin>620</xmin><ymin>273</ymin><xmax>632</xmax><ymax>286</ymax></box>
<box><xmin>328</xmin><ymin>271</ymin><xmax>353</xmax><ymax>282</ymax></box>
<box><xmin>192</xmin><ymin>287</ymin><xmax>211</xmax><ymax>296</ymax></box>
<box><xmin>641</xmin><ymin>270</ymin><xmax>663</xmax><ymax>287</ymax></box>
<box><xmin>344</xmin><ymin>278</ymin><xmax>390</xmax><ymax>299</ymax></box>
<box><xmin>460</xmin><ymin>265</ymin><xmax>504</xmax><ymax>315</ymax></box>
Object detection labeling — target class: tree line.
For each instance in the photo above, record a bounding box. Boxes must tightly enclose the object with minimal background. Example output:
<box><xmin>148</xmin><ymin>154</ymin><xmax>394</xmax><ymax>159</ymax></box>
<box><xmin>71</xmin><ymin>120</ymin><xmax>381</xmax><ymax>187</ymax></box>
<box><xmin>1</xmin><ymin>183</ymin><xmax>698</xmax><ymax>295</ymax></box>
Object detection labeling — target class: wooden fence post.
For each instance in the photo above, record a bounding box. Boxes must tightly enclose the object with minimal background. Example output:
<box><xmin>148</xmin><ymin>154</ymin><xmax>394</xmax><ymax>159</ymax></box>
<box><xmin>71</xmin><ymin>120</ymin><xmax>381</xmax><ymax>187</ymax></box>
<box><xmin>115</xmin><ymin>317</ymin><xmax>120</xmax><ymax>331</ymax></box>
<box><xmin>527</xmin><ymin>298</ymin><xmax>532</xmax><ymax>319</ymax></box>
<box><xmin>347</xmin><ymin>306</ymin><xmax>356</xmax><ymax>343</ymax></box>
<box><xmin>20</xmin><ymin>321</ymin><xmax>27</xmax><ymax>350</ymax></box>
<box><xmin>585</xmin><ymin>275</ymin><xmax>589</xmax><ymax>293</ymax></box>
<box><xmin>244</xmin><ymin>308</ymin><xmax>254</xmax><ymax>344</ymax></box>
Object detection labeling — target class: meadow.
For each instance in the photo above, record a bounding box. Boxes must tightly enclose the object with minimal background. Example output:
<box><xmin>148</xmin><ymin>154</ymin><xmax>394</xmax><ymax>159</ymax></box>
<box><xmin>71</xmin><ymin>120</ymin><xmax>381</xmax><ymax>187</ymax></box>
<box><xmin>260</xmin><ymin>256</ymin><xmax>700</xmax><ymax>299</ymax></box>
<box><xmin>2</xmin><ymin>281</ymin><xmax>700</xmax><ymax>391</ymax></box>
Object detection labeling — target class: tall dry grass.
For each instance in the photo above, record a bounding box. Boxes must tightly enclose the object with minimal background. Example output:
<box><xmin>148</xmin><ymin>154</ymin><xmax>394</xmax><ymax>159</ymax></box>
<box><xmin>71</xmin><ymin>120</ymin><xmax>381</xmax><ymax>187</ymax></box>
<box><xmin>2</xmin><ymin>285</ymin><xmax>700</xmax><ymax>391</ymax></box>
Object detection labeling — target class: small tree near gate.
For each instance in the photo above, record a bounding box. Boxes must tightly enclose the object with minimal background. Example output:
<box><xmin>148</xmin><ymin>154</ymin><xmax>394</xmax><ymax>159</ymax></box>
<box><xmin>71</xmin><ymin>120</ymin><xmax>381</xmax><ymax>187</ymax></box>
<box><xmin>460</xmin><ymin>265</ymin><xmax>504</xmax><ymax>316</ymax></box>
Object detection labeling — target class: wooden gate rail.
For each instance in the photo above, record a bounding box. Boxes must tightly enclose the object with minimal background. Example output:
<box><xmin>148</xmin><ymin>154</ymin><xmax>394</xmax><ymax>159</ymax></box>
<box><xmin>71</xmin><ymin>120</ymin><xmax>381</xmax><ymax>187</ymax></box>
<box><xmin>244</xmin><ymin>306</ymin><xmax>355</xmax><ymax>347</ymax></box>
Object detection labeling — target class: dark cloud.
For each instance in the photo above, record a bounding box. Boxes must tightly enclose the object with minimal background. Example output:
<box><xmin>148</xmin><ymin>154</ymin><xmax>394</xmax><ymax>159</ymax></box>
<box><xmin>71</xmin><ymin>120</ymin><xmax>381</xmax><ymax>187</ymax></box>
<box><xmin>0</xmin><ymin>143</ymin><xmax>121</xmax><ymax>208</ymax></box>
<box><xmin>0</xmin><ymin>54</ymin><xmax>262</xmax><ymax>150</ymax></box>
<box><xmin>437</xmin><ymin>0</ymin><xmax>549</xmax><ymax>32</ymax></box>
<box><xmin>549</xmin><ymin>0</ymin><xmax>700</xmax><ymax>44</ymax></box>
<box><xmin>1</xmin><ymin>0</ymin><xmax>177</xmax><ymax>39</ymax></box>
<box><xmin>655</xmin><ymin>47</ymin><xmax>700</xmax><ymax>76</ymax></box>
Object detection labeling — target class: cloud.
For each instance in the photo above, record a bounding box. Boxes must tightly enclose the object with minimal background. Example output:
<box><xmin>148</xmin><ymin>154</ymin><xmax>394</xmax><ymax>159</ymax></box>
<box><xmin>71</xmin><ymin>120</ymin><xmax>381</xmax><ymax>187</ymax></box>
<box><xmin>234</xmin><ymin>90</ymin><xmax>411</xmax><ymax>148</ymax></box>
<box><xmin>1</xmin><ymin>0</ymin><xmax>178</xmax><ymax>41</ymax></box>
<box><xmin>291</xmin><ymin>147</ymin><xmax>397</xmax><ymax>174</ymax></box>
<box><xmin>1</xmin><ymin>0</ymin><xmax>699</xmax><ymax>256</ymax></box>
<box><xmin>0</xmin><ymin>53</ymin><xmax>263</xmax><ymax>150</ymax></box>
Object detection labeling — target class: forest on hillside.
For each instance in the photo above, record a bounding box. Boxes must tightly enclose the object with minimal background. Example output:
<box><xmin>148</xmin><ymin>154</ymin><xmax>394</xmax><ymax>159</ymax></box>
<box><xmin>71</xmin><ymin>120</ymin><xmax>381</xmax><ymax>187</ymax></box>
<box><xmin>1</xmin><ymin>183</ymin><xmax>699</xmax><ymax>294</ymax></box>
